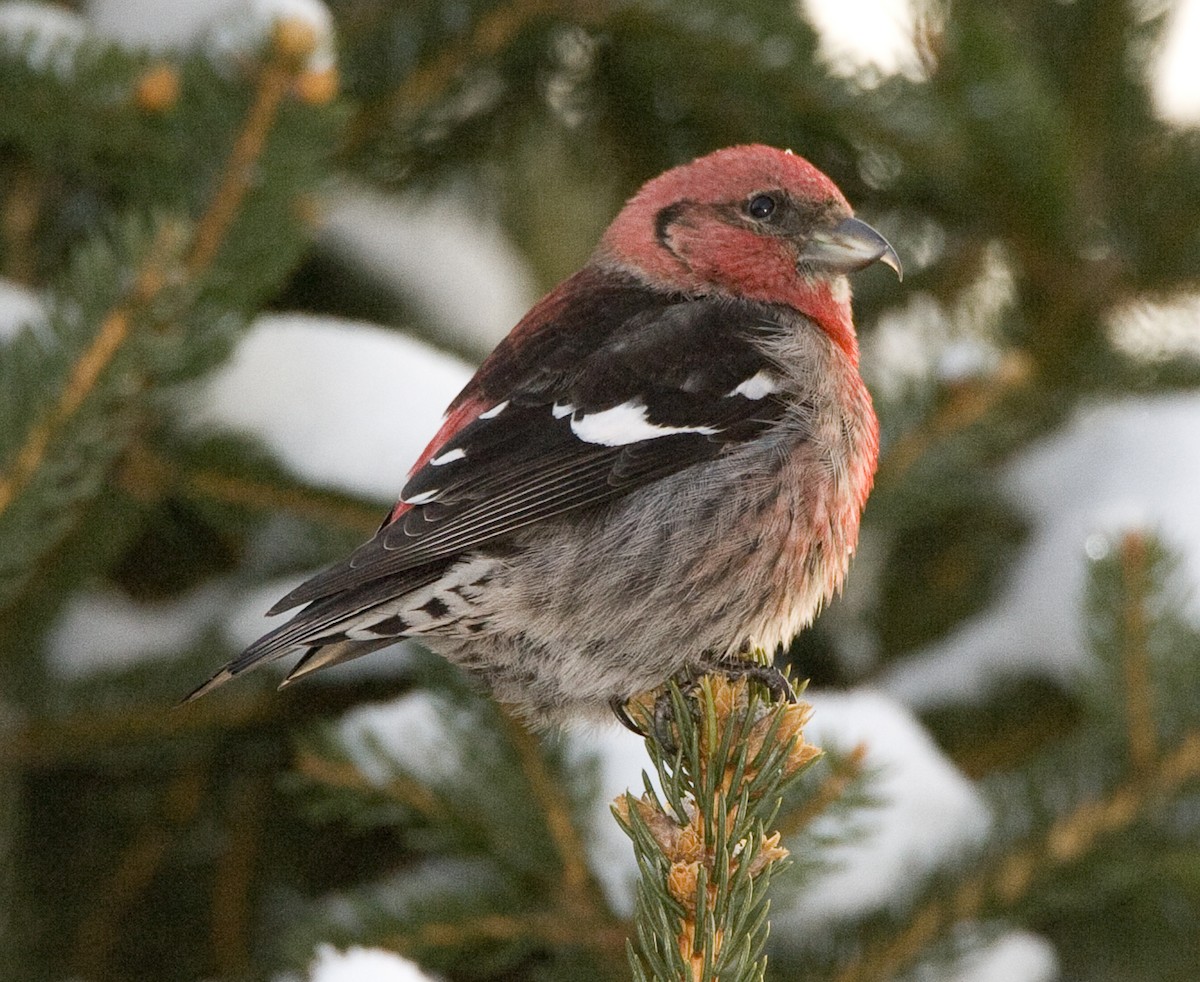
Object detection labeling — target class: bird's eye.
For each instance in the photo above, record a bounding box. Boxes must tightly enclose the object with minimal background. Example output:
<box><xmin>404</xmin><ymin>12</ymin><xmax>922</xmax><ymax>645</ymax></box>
<box><xmin>747</xmin><ymin>194</ymin><xmax>777</xmax><ymax>220</ymax></box>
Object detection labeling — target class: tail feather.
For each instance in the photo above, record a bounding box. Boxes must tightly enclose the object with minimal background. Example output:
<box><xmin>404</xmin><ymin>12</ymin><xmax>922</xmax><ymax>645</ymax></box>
<box><xmin>279</xmin><ymin>637</ymin><xmax>397</xmax><ymax>686</ymax></box>
<box><xmin>185</xmin><ymin>556</ymin><xmax>487</xmax><ymax>702</ymax></box>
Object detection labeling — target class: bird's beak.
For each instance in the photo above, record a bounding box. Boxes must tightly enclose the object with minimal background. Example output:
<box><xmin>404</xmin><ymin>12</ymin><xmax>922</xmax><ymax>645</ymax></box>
<box><xmin>798</xmin><ymin>216</ymin><xmax>903</xmax><ymax>280</ymax></box>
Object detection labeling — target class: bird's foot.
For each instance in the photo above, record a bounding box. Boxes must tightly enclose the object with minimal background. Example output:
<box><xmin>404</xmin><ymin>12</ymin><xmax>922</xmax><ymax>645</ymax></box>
<box><xmin>610</xmin><ymin>663</ymin><xmax>795</xmax><ymax>750</ymax></box>
<box><xmin>610</xmin><ymin>696</ymin><xmax>648</xmax><ymax>737</ymax></box>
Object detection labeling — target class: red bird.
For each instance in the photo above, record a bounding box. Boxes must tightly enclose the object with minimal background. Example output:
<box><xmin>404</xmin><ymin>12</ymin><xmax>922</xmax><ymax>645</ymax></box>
<box><xmin>189</xmin><ymin>145</ymin><xmax>900</xmax><ymax>722</ymax></box>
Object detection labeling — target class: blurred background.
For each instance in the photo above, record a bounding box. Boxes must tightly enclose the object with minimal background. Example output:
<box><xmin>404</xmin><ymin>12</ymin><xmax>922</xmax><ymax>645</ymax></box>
<box><xmin>3</xmin><ymin>0</ymin><xmax>1200</xmax><ymax>979</ymax></box>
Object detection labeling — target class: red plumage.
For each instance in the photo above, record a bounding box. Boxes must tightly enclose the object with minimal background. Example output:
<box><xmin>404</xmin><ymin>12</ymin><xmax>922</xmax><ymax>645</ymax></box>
<box><xmin>189</xmin><ymin>145</ymin><xmax>901</xmax><ymax>722</ymax></box>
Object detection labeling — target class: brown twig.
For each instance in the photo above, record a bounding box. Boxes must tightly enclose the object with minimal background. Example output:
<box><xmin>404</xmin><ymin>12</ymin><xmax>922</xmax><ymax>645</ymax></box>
<box><xmin>184</xmin><ymin>46</ymin><xmax>296</xmax><ymax>276</ymax></box>
<box><xmin>385</xmin><ymin>909</ymin><xmax>629</xmax><ymax>955</ymax></box>
<box><xmin>72</xmin><ymin>765</ymin><xmax>208</xmax><ymax>979</ymax></box>
<box><xmin>118</xmin><ymin>444</ymin><xmax>383</xmax><ymax>535</ymax></box>
<box><xmin>1118</xmin><ymin>531</ymin><xmax>1156</xmax><ymax>774</ymax></box>
<box><xmin>292</xmin><ymin>746</ymin><xmax>448</xmax><ymax>824</ymax></box>
<box><xmin>497</xmin><ymin>710</ymin><xmax>598</xmax><ymax>901</ymax></box>
<box><xmin>832</xmin><ymin>728</ymin><xmax>1200</xmax><ymax>982</ymax></box>
<box><xmin>210</xmin><ymin>770</ymin><xmax>268</xmax><ymax>977</ymax></box>
<box><xmin>1</xmin><ymin>163</ymin><xmax>43</xmax><ymax>284</ymax></box>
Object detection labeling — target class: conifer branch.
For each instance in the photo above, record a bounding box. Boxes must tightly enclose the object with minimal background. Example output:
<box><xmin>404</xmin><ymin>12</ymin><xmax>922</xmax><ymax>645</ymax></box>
<box><xmin>292</xmin><ymin>746</ymin><xmax>449</xmax><ymax>824</ymax></box>
<box><xmin>832</xmin><ymin>727</ymin><xmax>1200</xmax><ymax>982</ymax></box>
<box><xmin>345</xmin><ymin>0</ymin><xmax>595</xmax><ymax>154</ymax></box>
<box><xmin>496</xmin><ymin>710</ymin><xmax>631</xmax><ymax>976</ymax></box>
<box><xmin>210</xmin><ymin>770</ymin><xmax>269</xmax><ymax>977</ymax></box>
<box><xmin>0</xmin><ymin>222</ymin><xmax>186</xmax><ymax>518</ymax></box>
<box><xmin>616</xmin><ymin>676</ymin><xmax>819</xmax><ymax>982</ymax></box>
<box><xmin>874</xmin><ymin>350</ymin><xmax>1033</xmax><ymax>488</ymax></box>
<box><xmin>383</xmin><ymin>909</ymin><xmax>629</xmax><ymax>955</ymax></box>
<box><xmin>3</xmin><ymin>681</ymin><xmax>402</xmax><ymax>771</ymax></box>
<box><xmin>118</xmin><ymin>445</ymin><xmax>383</xmax><ymax>535</ymax></box>
<box><xmin>0</xmin><ymin>23</ymin><xmax>314</xmax><ymax>526</ymax></box>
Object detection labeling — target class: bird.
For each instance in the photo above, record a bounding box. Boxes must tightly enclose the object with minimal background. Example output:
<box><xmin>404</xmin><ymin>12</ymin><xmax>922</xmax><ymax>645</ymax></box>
<box><xmin>187</xmin><ymin>144</ymin><xmax>901</xmax><ymax>724</ymax></box>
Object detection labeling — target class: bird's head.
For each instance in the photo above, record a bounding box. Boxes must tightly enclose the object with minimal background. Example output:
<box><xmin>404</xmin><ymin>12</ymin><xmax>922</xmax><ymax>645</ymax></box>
<box><xmin>596</xmin><ymin>144</ymin><xmax>901</xmax><ymax>361</ymax></box>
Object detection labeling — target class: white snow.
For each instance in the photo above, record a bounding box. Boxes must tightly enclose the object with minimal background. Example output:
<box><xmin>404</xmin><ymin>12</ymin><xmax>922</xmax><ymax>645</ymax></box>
<box><xmin>47</xmin><ymin>581</ymin><xmax>240</xmax><ymax>677</ymax></box>
<box><xmin>775</xmin><ymin>690</ymin><xmax>992</xmax><ymax>933</ymax></box>
<box><xmin>87</xmin><ymin>0</ymin><xmax>336</xmax><ymax>72</ymax></box>
<box><xmin>1154</xmin><ymin>0</ymin><xmax>1200</xmax><ymax>125</ymax></box>
<box><xmin>0</xmin><ymin>1</ymin><xmax>86</xmax><ymax>74</ymax></box>
<box><xmin>47</xmin><ymin>575</ymin><xmax>292</xmax><ymax>678</ymax></box>
<box><xmin>938</xmin><ymin>928</ymin><xmax>1059</xmax><ymax>982</ymax></box>
<box><xmin>0</xmin><ymin>277</ymin><xmax>46</xmax><ymax>339</ymax></box>
<box><xmin>883</xmin><ymin>394</ymin><xmax>1200</xmax><ymax>709</ymax></box>
<box><xmin>563</xmin><ymin>722</ymin><xmax>653</xmax><ymax>917</ymax></box>
<box><xmin>320</xmin><ymin>186</ymin><xmax>539</xmax><ymax>357</ymax></box>
<box><xmin>300</xmin><ymin>944</ymin><xmax>439</xmax><ymax>982</ymax></box>
<box><xmin>335</xmin><ymin>690</ymin><xmax>476</xmax><ymax>790</ymax></box>
<box><xmin>86</xmin><ymin>0</ymin><xmax>237</xmax><ymax>50</ymax></box>
<box><xmin>1108</xmin><ymin>292</ymin><xmax>1200</xmax><ymax>363</ymax></box>
<box><xmin>191</xmin><ymin>312</ymin><xmax>473</xmax><ymax>501</ymax></box>
<box><xmin>803</xmin><ymin>0</ymin><xmax>924</xmax><ymax>81</ymax></box>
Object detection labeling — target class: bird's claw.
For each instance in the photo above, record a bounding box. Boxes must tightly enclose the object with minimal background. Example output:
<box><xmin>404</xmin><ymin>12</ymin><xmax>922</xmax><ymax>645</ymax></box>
<box><xmin>610</xmin><ymin>696</ymin><xmax>647</xmax><ymax>737</ymax></box>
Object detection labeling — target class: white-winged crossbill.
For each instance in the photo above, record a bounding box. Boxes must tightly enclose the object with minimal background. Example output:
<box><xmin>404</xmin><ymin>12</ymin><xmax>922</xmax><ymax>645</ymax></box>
<box><xmin>189</xmin><ymin>145</ymin><xmax>901</xmax><ymax>722</ymax></box>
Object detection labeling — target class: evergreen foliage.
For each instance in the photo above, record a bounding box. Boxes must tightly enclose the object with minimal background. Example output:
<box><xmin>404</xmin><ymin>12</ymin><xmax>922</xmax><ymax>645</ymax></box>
<box><xmin>2</xmin><ymin>0</ymin><xmax>1200</xmax><ymax>980</ymax></box>
<box><xmin>615</xmin><ymin>678</ymin><xmax>818</xmax><ymax>982</ymax></box>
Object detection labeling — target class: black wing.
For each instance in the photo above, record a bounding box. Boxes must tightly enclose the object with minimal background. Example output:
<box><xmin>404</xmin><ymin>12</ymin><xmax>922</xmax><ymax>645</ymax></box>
<box><xmin>272</xmin><ymin>270</ymin><xmax>795</xmax><ymax>613</ymax></box>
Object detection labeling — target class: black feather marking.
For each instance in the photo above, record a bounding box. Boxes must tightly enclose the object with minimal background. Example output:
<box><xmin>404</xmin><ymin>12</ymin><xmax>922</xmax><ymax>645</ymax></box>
<box><xmin>419</xmin><ymin>596</ymin><xmax>451</xmax><ymax>619</ymax></box>
<box><xmin>369</xmin><ymin>614</ymin><xmax>411</xmax><ymax>634</ymax></box>
<box><xmin>654</xmin><ymin>202</ymin><xmax>688</xmax><ymax>252</ymax></box>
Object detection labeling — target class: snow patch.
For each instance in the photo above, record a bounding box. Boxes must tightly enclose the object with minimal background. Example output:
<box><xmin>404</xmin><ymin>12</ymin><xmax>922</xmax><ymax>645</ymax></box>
<box><xmin>191</xmin><ymin>312</ymin><xmax>473</xmax><ymax>501</ymax></box>
<box><xmin>0</xmin><ymin>1</ymin><xmax>86</xmax><ymax>74</ymax></box>
<box><xmin>87</xmin><ymin>0</ymin><xmax>336</xmax><ymax>71</ymax></box>
<box><xmin>336</xmin><ymin>691</ymin><xmax>473</xmax><ymax>789</ymax></box>
<box><xmin>1154</xmin><ymin>0</ymin><xmax>1200</xmax><ymax>125</ymax></box>
<box><xmin>300</xmin><ymin>944</ymin><xmax>439</xmax><ymax>982</ymax></box>
<box><xmin>0</xmin><ymin>277</ymin><xmax>46</xmax><ymax>340</ymax></box>
<box><xmin>776</xmin><ymin>691</ymin><xmax>991</xmax><ymax>933</ymax></box>
<box><xmin>47</xmin><ymin>582</ymin><xmax>238</xmax><ymax>677</ymax></box>
<box><xmin>941</xmin><ymin>928</ymin><xmax>1059</xmax><ymax>982</ymax></box>
<box><xmin>47</xmin><ymin>576</ymin><xmax>302</xmax><ymax>679</ymax></box>
<box><xmin>320</xmin><ymin>186</ymin><xmax>538</xmax><ymax>356</ymax></box>
<box><xmin>884</xmin><ymin>394</ymin><xmax>1200</xmax><ymax>708</ymax></box>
